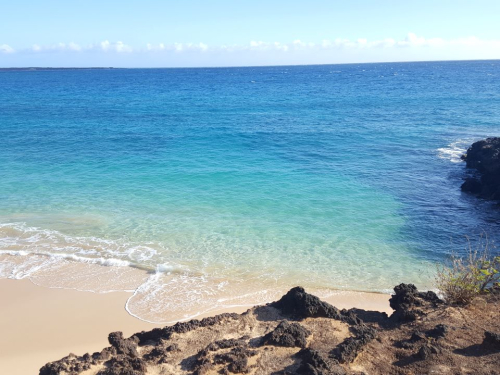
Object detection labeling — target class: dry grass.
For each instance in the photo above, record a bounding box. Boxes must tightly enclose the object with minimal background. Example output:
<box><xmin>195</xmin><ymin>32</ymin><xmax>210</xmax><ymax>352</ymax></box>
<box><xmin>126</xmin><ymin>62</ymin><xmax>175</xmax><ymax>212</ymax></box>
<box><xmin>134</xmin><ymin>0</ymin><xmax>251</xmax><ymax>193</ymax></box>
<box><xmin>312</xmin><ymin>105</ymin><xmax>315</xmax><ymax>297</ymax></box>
<box><xmin>436</xmin><ymin>234</ymin><xmax>499</xmax><ymax>305</ymax></box>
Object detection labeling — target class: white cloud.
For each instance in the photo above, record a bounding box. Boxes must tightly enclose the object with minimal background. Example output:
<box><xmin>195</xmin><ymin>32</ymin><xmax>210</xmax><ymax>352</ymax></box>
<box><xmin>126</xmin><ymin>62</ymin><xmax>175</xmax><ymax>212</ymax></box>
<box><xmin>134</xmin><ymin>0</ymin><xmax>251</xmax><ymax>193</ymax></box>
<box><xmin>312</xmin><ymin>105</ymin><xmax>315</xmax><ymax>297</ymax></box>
<box><xmin>4</xmin><ymin>34</ymin><xmax>500</xmax><ymax>62</ymax></box>
<box><xmin>274</xmin><ymin>42</ymin><xmax>288</xmax><ymax>52</ymax></box>
<box><xmin>0</xmin><ymin>44</ymin><xmax>15</xmax><ymax>53</ymax></box>
<box><xmin>174</xmin><ymin>42</ymin><xmax>184</xmax><ymax>52</ymax></box>
<box><xmin>292</xmin><ymin>39</ymin><xmax>306</xmax><ymax>48</ymax></box>
<box><xmin>395</xmin><ymin>33</ymin><xmax>444</xmax><ymax>48</ymax></box>
<box><xmin>29</xmin><ymin>40</ymin><xmax>133</xmax><ymax>53</ymax></box>
<box><xmin>114</xmin><ymin>41</ymin><xmax>133</xmax><ymax>53</ymax></box>
<box><xmin>98</xmin><ymin>40</ymin><xmax>132</xmax><ymax>53</ymax></box>
<box><xmin>155</xmin><ymin>34</ymin><xmax>500</xmax><ymax>57</ymax></box>
<box><xmin>255</xmin><ymin>33</ymin><xmax>498</xmax><ymax>51</ymax></box>
<box><xmin>31</xmin><ymin>42</ymin><xmax>82</xmax><ymax>52</ymax></box>
<box><xmin>100</xmin><ymin>40</ymin><xmax>110</xmax><ymax>51</ymax></box>
<box><xmin>171</xmin><ymin>42</ymin><xmax>209</xmax><ymax>52</ymax></box>
<box><xmin>248</xmin><ymin>41</ymin><xmax>289</xmax><ymax>51</ymax></box>
<box><xmin>450</xmin><ymin>36</ymin><xmax>500</xmax><ymax>49</ymax></box>
<box><xmin>357</xmin><ymin>38</ymin><xmax>368</xmax><ymax>46</ymax></box>
<box><xmin>250</xmin><ymin>40</ymin><xmax>264</xmax><ymax>48</ymax></box>
<box><xmin>147</xmin><ymin>43</ymin><xmax>166</xmax><ymax>51</ymax></box>
<box><xmin>68</xmin><ymin>42</ymin><xmax>82</xmax><ymax>51</ymax></box>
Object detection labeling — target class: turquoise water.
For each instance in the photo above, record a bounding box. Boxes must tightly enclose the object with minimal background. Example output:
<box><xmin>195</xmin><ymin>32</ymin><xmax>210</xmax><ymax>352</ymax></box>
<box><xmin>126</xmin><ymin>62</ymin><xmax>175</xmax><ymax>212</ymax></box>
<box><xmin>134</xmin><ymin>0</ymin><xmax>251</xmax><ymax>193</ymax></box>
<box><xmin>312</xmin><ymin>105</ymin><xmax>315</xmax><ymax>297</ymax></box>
<box><xmin>0</xmin><ymin>61</ymin><xmax>499</xmax><ymax>320</ymax></box>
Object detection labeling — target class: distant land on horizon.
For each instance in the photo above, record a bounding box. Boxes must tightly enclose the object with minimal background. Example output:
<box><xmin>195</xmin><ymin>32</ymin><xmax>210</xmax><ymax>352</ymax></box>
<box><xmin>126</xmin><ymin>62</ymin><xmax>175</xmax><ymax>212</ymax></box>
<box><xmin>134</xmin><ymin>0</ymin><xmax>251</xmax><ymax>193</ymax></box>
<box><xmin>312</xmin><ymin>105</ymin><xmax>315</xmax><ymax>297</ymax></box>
<box><xmin>0</xmin><ymin>67</ymin><xmax>116</xmax><ymax>71</ymax></box>
<box><xmin>0</xmin><ymin>59</ymin><xmax>499</xmax><ymax>71</ymax></box>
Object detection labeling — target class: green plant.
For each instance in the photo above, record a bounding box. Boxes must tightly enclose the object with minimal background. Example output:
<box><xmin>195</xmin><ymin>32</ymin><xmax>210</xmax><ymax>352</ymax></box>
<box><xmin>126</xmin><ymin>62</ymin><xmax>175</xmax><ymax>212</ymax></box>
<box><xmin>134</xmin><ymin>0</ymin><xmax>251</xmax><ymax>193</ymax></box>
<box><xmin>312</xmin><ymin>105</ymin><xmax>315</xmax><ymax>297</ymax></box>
<box><xmin>436</xmin><ymin>235</ymin><xmax>499</xmax><ymax>305</ymax></box>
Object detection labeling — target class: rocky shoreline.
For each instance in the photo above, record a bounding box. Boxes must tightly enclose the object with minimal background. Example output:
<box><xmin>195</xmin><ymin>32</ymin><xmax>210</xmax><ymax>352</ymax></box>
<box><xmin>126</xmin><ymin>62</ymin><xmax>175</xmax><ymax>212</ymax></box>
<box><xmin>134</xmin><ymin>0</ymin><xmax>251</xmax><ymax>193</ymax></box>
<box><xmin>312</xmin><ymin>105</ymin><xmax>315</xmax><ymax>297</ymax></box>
<box><xmin>461</xmin><ymin>137</ymin><xmax>500</xmax><ymax>201</ymax></box>
<box><xmin>39</xmin><ymin>284</ymin><xmax>500</xmax><ymax>375</ymax></box>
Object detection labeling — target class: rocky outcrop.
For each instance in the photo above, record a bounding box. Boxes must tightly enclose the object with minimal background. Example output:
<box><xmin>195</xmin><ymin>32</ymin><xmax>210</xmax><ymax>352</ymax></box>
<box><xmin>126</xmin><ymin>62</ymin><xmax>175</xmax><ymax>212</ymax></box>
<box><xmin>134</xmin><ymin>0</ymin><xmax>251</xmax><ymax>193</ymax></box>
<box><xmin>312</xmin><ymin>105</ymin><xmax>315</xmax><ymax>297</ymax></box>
<box><xmin>131</xmin><ymin>312</ymin><xmax>239</xmax><ymax>345</ymax></box>
<box><xmin>415</xmin><ymin>343</ymin><xmax>440</xmax><ymax>360</ymax></box>
<box><xmin>389</xmin><ymin>283</ymin><xmax>442</xmax><ymax>322</ymax></box>
<box><xmin>461</xmin><ymin>137</ymin><xmax>500</xmax><ymax>200</ymax></box>
<box><xmin>330</xmin><ymin>325</ymin><xmax>377</xmax><ymax>364</ymax></box>
<box><xmin>39</xmin><ymin>353</ymin><xmax>94</xmax><ymax>375</ymax></box>
<box><xmin>39</xmin><ymin>350</ymin><xmax>119</xmax><ymax>375</ymax></box>
<box><xmin>263</xmin><ymin>321</ymin><xmax>311</xmax><ymax>348</ymax></box>
<box><xmin>193</xmin><ymin>338</ymin><xmax>257</xmax><ymax>374</ymax></box>
<box><xmin>426</xmin><ymin>324</ymin><xmax>449</xmax><ymax>339</ymax></box>
<box><xmin>270</xmin><ymin>286</ymin><xmax>361</xmax><ymax>325</ymax></box>
<box><xmin>108</xmin><ymin>331</ymin><xmax>139</xmax><ymax>357</ymax></box>
<box><xmin>96</xmin><ymin>357</ymin><xmax>147</xmax><ymax>375</ymax></box>
<box><xmin>483</xmin><ymin>331</ymin><xmax>500</xmax><ymax>350</ymax></box>
<box><xmin>39</xmin><ymin>285</ymin><xmax>500</xmax><ymax>375</ymax></box>
<box><xmin>295</xmin><ymin>348</ymin><xmax>346</xmax><ymax>375</ymax></box>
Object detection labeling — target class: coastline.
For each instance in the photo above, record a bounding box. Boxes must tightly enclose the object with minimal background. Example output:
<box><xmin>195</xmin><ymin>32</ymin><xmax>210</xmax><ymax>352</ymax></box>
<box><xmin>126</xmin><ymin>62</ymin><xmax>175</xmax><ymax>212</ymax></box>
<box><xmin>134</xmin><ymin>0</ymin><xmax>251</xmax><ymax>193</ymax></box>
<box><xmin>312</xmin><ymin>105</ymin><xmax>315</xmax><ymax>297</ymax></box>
<box><xmin>0</xmin><ymin>278</ymin><xmax>391</xmax><ymax>375</ymax></box>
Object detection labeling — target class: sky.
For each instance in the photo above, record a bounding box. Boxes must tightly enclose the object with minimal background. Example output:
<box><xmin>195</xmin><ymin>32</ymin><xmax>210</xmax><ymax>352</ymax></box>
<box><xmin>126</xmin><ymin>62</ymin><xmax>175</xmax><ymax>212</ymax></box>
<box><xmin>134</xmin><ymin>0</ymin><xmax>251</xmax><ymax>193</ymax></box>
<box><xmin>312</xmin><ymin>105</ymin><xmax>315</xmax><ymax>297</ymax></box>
<box><xmin>1</xmin><ymin>0</ymin><xmax>500</xmax><ymax>67</ymax></box>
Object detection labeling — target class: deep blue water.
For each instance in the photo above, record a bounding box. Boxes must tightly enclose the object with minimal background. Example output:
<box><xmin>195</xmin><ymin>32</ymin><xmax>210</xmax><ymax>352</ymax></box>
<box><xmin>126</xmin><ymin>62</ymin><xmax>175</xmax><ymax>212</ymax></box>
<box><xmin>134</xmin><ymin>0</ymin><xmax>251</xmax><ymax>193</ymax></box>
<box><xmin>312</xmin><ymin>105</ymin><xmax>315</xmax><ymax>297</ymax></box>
<box><xmin>0</xmin><ymin>61</ymin><xmax>499</xmax><ymax>319</ymax></box>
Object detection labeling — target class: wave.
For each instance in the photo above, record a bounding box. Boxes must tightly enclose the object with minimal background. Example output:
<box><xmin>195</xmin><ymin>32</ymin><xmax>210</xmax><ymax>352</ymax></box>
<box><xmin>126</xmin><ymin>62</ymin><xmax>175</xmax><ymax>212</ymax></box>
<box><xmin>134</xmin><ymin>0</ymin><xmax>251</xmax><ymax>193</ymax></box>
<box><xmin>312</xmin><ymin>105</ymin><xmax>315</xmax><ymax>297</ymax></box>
<box><xmin>0</xmin><ymin>222</ymin><xmax>160</xmax><ymax>268</ymax></box>
<box><xmin>0</xmin><ymin>224</ymin><xmax>285</xmax><ymax>323</ymax></box>
<box><xmin>0</xmin><ymin>222</ymin><xmax>272</xmax><ymax>322</ymax></box>
<box><xmin>436</xmin><ymin>139</ymin><xmax>472</xmax><ymax>163</ymax></box>
<box><xmin>0</xmin><ymin>222</ymin><xmax>186</xmax><ymax>296</ymax></box>
<box><xmin>0</xmin><ymin>249</ymin><xmax>132</xmax><ymax>271</ymax></box>
<box><xmin>0</xmin><ymin>221</ymin><xmax>422</xmax><ymax>323</ymax></box>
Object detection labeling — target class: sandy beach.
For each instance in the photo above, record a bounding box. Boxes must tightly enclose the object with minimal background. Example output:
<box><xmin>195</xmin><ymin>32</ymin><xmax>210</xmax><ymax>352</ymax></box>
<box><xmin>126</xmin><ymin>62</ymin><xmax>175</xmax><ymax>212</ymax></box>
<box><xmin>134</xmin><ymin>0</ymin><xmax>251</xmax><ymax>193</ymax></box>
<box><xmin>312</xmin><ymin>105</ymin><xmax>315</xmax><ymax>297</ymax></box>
<box><xmin>0</xmin><ymin>277</ymin><xmax>391</xmax><ymax>374</ymax></box>
<box><xmin>0</xmin><ymin>279</ymin><xmax>156</xmax><ymax>375</ymax></box>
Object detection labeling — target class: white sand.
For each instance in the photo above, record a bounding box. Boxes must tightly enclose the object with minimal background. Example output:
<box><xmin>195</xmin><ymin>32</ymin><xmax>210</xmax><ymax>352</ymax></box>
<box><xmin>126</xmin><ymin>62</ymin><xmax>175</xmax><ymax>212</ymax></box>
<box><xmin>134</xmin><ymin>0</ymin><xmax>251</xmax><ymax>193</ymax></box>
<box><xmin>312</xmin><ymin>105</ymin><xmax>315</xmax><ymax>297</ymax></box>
<box><xmin>0</xmin><ymin>278</ymin><xmax>391</xmax><ymax>375</ymax></box>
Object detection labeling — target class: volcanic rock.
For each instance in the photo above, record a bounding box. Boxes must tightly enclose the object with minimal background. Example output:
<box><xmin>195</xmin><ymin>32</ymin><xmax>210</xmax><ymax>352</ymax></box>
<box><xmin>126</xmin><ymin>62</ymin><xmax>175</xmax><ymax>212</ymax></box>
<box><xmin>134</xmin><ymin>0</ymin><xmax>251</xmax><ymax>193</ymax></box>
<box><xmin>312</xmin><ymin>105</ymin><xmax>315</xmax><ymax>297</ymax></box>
<box><xmin>389</xmin><ymin>283</ymin><xmax>442</xmax><ymax>323</ymax></box>
<box><xmin>461</xmin><ymin>137</ymin><xmax>500</xmax><ymax>200</ymax></box>
<box><xmin>483</xmin><ymin>331</ymin><xmax>500</xmax><ymax>349</ymax></box>
<box><xmin>330</xmin><ymin>324</ymin><xmax>377</xmax><ymax>364</ymax></box>
<box><xmin>108</xmin><ymin>332</ymin><xmax>139</xmax><ymax>357</ymax></box>
<box><xmin>296</xmin><ymin>348</ymin><xmax>346</xmax><ymax>375</ymax></box>
<box><xmin>270</xmin><ymin>286</ymin><xmax>360</xmax><ymax>325</ymax></box>
<box><xmin>263</xmin><ymin>320</ymin><xmax>311</xmax><ymax>348</ymax></box>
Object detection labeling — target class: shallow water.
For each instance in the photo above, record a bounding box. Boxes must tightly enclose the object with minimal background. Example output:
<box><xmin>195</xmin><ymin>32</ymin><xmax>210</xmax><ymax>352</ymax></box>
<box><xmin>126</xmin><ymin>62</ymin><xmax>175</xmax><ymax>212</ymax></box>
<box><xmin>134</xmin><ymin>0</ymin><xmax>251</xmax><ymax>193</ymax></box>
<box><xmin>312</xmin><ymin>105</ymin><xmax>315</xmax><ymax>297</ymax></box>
<box><xmin>1</xmin><ymin>61</ymin><xmax>499</xmax><ymax>321</ymax></box>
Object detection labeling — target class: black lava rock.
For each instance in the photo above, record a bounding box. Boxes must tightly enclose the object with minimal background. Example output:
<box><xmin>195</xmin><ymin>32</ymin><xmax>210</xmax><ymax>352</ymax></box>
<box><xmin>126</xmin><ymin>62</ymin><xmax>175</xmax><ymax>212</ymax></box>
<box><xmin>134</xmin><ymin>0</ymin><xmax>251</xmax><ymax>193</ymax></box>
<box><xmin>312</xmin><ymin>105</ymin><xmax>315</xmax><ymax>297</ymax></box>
<box><xmin>331</xmin><ymin>325</ymin><xmax>377</xmax><ymax>364</ymax></box>
<box><xmin>461</xmin><ymin>137</ymin><xmax>500</xmax><ymax>201</ymax></box>
<box><xmin>389</xmin><ymin>284</ymin><xmax>442</xmax><ymax>323</ymax></box>
<box><xmin>108</xmin><ymin>332</ymin><xmax>139</xmax><ymax>357</ymax></box>
<box><xmin>427</xmin><ymin>324</ymin><xmax>449</xmax><ymax>339</ymax></box>
<box><xmin>96</xmin><ymin>357</ymin><xmax>147</xmax><ymax>375</ymax></box>
<box><xmin>296</xmin><ymin>349</ymin><xmax>346</xmax><ymax>375</ymax></box>
<box><xmin>483</xmin><ymin>331</ymin><xmax>500</xmax><ymax>349</ymax></box>
<box><xmin>416</xmin><ymin>344</ymin><xmax>439</xmax><ymax>360</ymax></box>
<box><xmin>270</xmin><ymin>286</ymin><xmax>360</xmax><ymax>325</ymax></box>
<box><xmin>263</xmin><ymin>320</ymin><xmax>311</xmax><ymax>348</ymax></box>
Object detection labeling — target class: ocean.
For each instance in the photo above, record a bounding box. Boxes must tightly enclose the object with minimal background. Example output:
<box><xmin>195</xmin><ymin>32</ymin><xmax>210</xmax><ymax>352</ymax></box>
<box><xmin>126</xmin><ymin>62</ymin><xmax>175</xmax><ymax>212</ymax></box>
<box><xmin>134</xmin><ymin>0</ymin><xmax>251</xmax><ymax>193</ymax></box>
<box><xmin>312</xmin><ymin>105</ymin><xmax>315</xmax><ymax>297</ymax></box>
<box><xmin>1</xmin><ymin>61</ymin><xmax>499</xmax><ymax>322</ymax></box>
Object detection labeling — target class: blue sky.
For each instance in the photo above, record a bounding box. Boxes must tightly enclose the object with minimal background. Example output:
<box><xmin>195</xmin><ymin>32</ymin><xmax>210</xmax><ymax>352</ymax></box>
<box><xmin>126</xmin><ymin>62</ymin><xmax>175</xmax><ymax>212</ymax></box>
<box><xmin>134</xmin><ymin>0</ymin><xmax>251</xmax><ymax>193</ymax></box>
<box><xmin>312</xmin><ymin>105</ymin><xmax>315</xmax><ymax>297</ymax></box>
<box><xmin>1</xmin><ymin>0</ymin><xmax>499</xmax><ymax>67</ymax></box>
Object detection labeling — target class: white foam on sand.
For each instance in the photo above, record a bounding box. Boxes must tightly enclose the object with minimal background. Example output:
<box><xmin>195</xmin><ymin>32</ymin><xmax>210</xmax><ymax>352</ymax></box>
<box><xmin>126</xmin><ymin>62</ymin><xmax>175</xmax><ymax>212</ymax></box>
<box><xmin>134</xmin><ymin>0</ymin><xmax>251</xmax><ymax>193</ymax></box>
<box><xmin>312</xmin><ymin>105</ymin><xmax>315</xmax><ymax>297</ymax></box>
<box><xmin>0</xmin><ymin>221</ymin><xmax>394</xmax><ymax>323</ymax></box>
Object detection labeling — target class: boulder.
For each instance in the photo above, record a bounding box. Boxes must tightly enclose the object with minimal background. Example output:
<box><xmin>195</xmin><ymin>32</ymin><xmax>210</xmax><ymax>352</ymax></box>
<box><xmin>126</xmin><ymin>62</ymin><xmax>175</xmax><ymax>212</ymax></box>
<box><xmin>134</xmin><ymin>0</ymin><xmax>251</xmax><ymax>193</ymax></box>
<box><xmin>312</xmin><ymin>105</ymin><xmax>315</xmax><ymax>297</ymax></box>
<box><xmin>416</xmin><ymin>343</ymin><xmax>440</xmax><ymax>360</ymax></box>
<box><xmin>483</xmin><ymin>331</ymin><xmax>500</xmax><ymax>350</ymax></box>
<box><xmin>427</xmin><ymin>324</ymin><xmax>449</xmax><ymax>339</ymax></box>
<box><xmin>461</xmin><ymin>137</ymin><xmax>500</xmax><ymax>200</ymax></box>
<box><xmin>263</xmin><ymin>320</ymin><xmax>311</xmax><ymax>348</ymax></box>
<box><xmin>389</xmin><ymin>284</ymin><xmax>442</xmax><ymax>323</ymax></box>
<box><xmin>108</xmin><ymin>332</ymin><xmax>139</xmax><ymax>357</ymax></box>
<box><xmin>193</xmin><ymin>338</ymin><xmax>256</xmax><ymax>375</ymax></box>
<box><xmin>213</xmin><ymin>346</ymin><xmax>257</xmax><ymax>374</ymax></box>
<box><xmin>132</xmin><ymin>312</ymin><xmax>239</xmax><ymax>345</ymax></box>
<box><xmin>270</xmin><ymin>286</ymin><xmax>360</xmax><ymax>325</ymax></box>
<box><xmin>39</xmin><ymin>353</ymin><xmax>94</xmax><ymax>375</ymax></box>
<box><xmin>295</xmin><ymin>349</ymin><xmax>346</xmax><ymax>375</ymax></box>
<box><xmin>96</xmin><ymin>357</ymin><xmax>146</xmax><ymax>375</ymax></box>
<box><xmin>330</xmin><ymin>325</ymin><xmax>377</xmax><ymax>364</ymax></box>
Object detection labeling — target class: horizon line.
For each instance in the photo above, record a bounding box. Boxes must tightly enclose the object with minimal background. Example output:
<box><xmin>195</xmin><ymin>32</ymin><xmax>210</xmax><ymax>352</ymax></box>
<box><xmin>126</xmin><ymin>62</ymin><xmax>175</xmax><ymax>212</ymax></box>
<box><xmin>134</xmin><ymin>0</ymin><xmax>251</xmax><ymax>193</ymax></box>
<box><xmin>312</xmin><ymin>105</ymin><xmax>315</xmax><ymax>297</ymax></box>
<box><xmin>1</xmin><ymin>58</ymin><xmax>499</xmax><ymax>71</ymax></box>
